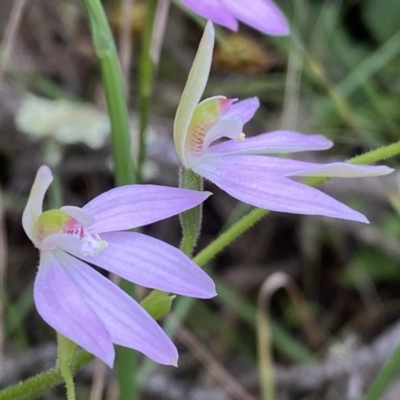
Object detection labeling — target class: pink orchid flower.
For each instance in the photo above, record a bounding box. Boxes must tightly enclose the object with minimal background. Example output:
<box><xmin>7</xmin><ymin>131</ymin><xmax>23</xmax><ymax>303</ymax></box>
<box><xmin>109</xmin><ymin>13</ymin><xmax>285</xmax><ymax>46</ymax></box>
<box><xmin>180</xmin><ymin>0</ymin><xmax>289</xmax><ymax>35</ymax></box>
<box><xmin>173</xmin><ymin>22</ymin><xmax>393</xmax><ymax>223</ymax></box>
<box><xmin>22</xmin><ymin>166</ymin><xmax>216</xmax><ymax>367</ymax></box>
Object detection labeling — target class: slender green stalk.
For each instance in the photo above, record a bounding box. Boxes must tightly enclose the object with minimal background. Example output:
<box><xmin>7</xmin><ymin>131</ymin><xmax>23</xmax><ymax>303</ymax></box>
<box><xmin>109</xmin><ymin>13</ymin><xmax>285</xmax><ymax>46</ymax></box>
<box><xmin>194</xmin><ymin>208</ymin><xmax>267</xmax><ymax>266</ymax></box>
<box><xmin>137</xmin><ymin>0</ymin><xmax>158</xmax><ymax>182</ymax></box>
<box><xmin>363</xmin><ymin>341</ymin><xmax>400</xmax><ymax>400</ymax></box>
<box><xmin>0</xmin><ymin>352</ymin><xmax>93</xmax><ymax>400</ymax></box>
<box><xmin>179</xmin><ymin>168</ymin><xmax>204</xmax><ymax>256</ymax></box>
<box><xmin>80</xmin><ymin>0</ymin><xmax>136</xmax><ymax>186</ymax></box>
<box><xmin>79</xmin><ymin>1</ymin><xmax>138</xmax><ymax>399</ymax></box>
<box><xmin>57</xmin><ymin>334</ymin><xmax>77</xmax><ymax>400</ymax></box>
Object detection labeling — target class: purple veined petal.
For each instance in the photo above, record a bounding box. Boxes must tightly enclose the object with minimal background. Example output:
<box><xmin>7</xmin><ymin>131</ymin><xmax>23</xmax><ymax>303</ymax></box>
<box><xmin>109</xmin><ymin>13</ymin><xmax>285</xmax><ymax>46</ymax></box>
<box><xmin>205</xmin><ymin>130</ymin><xmax>333</xmax><ymax>157</ymax></box>
<box><xmin>193</xmin><ymin>155</ymin><xmax>369</xmax><ymax>223</ymax></box>
<box><xmin>180</xmin><ymin>0</ymin><xmax>238</xmax><ymax>30</ymax></box>
<box><xmin>286</xmin><ymin>162</ymin><xmax>394</xmax><ymax>178</ymax></box>
<box><xmin>59</xmin><ymin>231</ymin><xmax>217</xmax><ymax>299</ymax></box>
<box><xmin>22</xmin><ymin>165</ymin><xmax>53</xmax><ymax>244</ymax></box>
<box><xmin>34</xmin><ymin>250</ymin><xmax>115</xmax><ymax>367</ymax></box>
<box><xmin>54</xmin><ymin>251</ymin><xmax>179</xmax><ymax>366</ymax></box>
<box><xmin>83</xmin><ymin>185</ymin><xmax>212</xmax><ymax>234</ymax></box>
<box><xmin>199</xmin><ymin>155</ymin><xmax>393</xmax><ymax>178</ymax></box>
<box><xmin>227</xmin><ymin>97</ymin><xmax>260</xmax><ymax>124</ymax></box>
<box><xmin>220</xmin><ymin>0</ymin><xmax>290</xmax><ymax>35</ymax></box>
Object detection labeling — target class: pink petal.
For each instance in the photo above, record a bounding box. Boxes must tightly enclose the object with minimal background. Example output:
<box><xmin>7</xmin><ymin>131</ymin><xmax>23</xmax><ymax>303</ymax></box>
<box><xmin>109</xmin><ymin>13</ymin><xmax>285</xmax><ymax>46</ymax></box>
<box><xmin>34</xmin><ymin>251</ymin><xmax>114</xmax><ymax>367</ymax></box>
<box><xmin>220</xmin><ymin>0</ymin><xmax>290</xmax><ymax>35</ymax></box>
<box><xmin>206</xmin><ymin>130</ymin><xmax>333</xmax><ymax>157</ymax></box>
<box><xmin>59</xmin><ymin>231</ymin><xmax>216</xmax><ymax>299</ymax></box>
<box><xmin>201</xmin><ymin>156</ymin><xmax>392</xmax><ymax>178</ymax></box>
<box><xmin>193</xmin><ymin>155</ymin><xmax>369</xmax><ymax>223</ymax></box>
<box><xmin>180</xmin><ymin>0</ymin><xmax>238</xmax><ymax>30</ymax></box>
<box><xmin>227</xmin><ymin>97</ymin><xmax>260</xmax><ymax>124</ymax></box>
<box><xmin>55</xmin><ymin>251</ymin><xmax>179</xmax><ymax>366</ymax></box>
<box><xmin>83</xmin><ymin>185</ymin><xmax>211</xmax><ymax>233</ymax></box>
<box><xmin>285</xmin><ymin>162</ymin><xmax>393</xmax><ymax>178</ymax></box>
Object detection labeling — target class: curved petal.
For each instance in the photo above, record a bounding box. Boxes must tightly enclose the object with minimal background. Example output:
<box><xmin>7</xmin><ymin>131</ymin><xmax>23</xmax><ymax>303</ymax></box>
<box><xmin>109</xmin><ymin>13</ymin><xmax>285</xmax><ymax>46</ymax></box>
<box><xmin>173</xmin><ymin>21</ymin><xmax>215</xmax><ymax>166</ymax></box>
<box><xmin>83</xmin><ymin>185</ymin><xmax>212</xmax><ymax>233</ymax></box>
<box><xmin>227</xmin><ymin>97</ymin><xmax>260</xmax><ymax>124</ymax></box>
<box><xmin>55</xmin><ymin>251</ymin><xmax>179</xmax><ymax>366</ymax></box>
<box><xmin>286</xmin><ymin>162</ymin><xmax>394</xmax><ymax>178</ymax></box>
<box><xmin>22</xmin><ymin>165</ymin><xmax>53</xmax><ymax>244</ymax></box>
<box><xmin>34</xmin><ymin>251</ymin><xmax>114</xmax><ymax>367</ymax></box>
<box><xmin>206</xmin><ymin>130</ymin><xmax>333</xmax><ymax>157</ymax></box>
<box><xmin>220</xmin><ymin>0</ymin><xmax>290</xmax><ymax>35</ymax></box>
<box><xmin>193</xmin><ymin>155</ymin><xmax>369</xmax><ymax>223</ymax></box>
<box><xmin>202</xmin><ymin>114</ymin><xmax>243</xmax><ymax>153</ymax></box>
<box><xmin>200</xmin><ymin>155</ymin><xmax>393</xmax><ymax>178</ymax></box>
<box><xmin>180</xmin><ymin>0</ymin><xmax>238</xmax><ymax>30</ymax></box>
<box><xmin>59</xmin><ymin>231</ymin><xmax>217</xmax><ymax>298</ymax></box>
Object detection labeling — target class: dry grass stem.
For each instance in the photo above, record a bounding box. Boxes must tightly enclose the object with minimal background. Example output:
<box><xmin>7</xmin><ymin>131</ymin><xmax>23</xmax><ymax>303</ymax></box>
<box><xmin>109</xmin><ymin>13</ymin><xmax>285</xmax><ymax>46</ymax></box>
<box><xmin>118</xmin><ymin>0</ymin><xmax>134</xmax><ymax>96</ymax></box>
<box><xmin>175</xmin><ymin>321</ymin><xmax>257</xmax><ymax>400</ymax></box>
<box><xmin>0</xmin><ymin>0</ymin><xmax>28</xmax><ymax>88</ymax></box>
<box><xmin>150</xmin><ymin>0</ymin><xmax>170</xmax><ymax>68</ymax></box>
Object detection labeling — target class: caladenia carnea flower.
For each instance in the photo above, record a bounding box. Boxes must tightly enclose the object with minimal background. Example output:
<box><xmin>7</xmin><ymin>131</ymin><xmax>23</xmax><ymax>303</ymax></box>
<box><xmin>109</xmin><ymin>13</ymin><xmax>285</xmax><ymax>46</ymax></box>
<box><xmin>180</xmin><ymin>0</ymin><xmax>289</xmax><ymax>36</ymax></box>
<box><xmin>22</xmin><ymin>166</ymin><xmax>216</xmax><ymax>367</ymax></box>
<box><xmin>173</xmin><ymin>22</ymin><xmax>394</xmax><ymax>223</ymax></box>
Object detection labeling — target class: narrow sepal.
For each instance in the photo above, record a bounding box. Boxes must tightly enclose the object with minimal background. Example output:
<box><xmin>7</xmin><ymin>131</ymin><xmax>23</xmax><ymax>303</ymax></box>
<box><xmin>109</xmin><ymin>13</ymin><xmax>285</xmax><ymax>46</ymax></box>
<box><xmin>83</xmin><ymin>184</ymin><xmax>211</xmax><ymax>233</ymax></box>
<box><xmin>58</xmin><ymin>231</ymin><xmax>217</xmax><ymax>298</ymax></box>
<box><xmin>34</xmin><ymin>251</ymin><xmax>115</xmax><ymax>367</ymax></box>
<box><xmin>193</xmin><ymin>155</ymin><xmax>369</xmax><ymax>223</ymax></box>
<box><xmin>57</xmin><ymin>251</ymin><xmax>179</xmax><ymax>366</ymax></box>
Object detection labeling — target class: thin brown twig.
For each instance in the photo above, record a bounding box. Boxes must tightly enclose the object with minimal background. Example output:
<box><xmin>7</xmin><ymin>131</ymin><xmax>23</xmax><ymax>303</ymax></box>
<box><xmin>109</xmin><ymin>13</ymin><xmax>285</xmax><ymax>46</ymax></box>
<box><xmin>118</xmin><ymin>0</ymin><xmax>134</xmax><ymax>96</ymax></box>
<box><xmin>174</xmin><ymin>320</ymin><xmax>258</xmax><ymax>400</ymax></box>
<box><xmin>89</xmin><ymin>360</ymin><xmax>108</xmax><ymax>400</ymax></box>
<box><xmin>150</xmin><ymin>0</ymin><xmax>170</xmax><ymax>69</ymax></box>
<box><xmin>0</xmin><ymin>0</ymin><xmax>28</xmax><ymax>88</ymax></box>
<box><xmin>0</xmin><ymin>186</ymin><xmax>7</xmax><ymax>373</ymax></box>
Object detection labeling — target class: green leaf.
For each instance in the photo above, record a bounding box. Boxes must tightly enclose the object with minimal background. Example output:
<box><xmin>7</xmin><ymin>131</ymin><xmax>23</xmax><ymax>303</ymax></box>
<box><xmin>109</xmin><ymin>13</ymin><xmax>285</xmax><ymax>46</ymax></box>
<box><xmin>141</xmin><ymin>290</ymin><xmax>175</xmax><ymax>320</ymax></box>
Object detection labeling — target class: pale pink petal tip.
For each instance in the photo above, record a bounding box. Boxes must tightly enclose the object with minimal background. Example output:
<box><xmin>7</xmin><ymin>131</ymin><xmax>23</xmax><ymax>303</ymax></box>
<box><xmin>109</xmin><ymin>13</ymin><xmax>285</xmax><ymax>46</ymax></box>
<box><xmin>170</xmin><ymin>357</ymin><xmax>179</xmax><ymax>367</ymax></box>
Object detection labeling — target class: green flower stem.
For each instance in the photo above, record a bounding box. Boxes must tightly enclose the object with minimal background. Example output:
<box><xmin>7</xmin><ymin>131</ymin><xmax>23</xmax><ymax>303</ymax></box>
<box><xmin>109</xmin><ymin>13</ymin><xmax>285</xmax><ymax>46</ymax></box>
<box><xmin>0</xmin><ymin>352</ymin><xmax>93</xmax><ymax>400</ymax></box>
<box><xmin>57</xmin><ymin>334</ymin><xmax>77</xmax><ymax>400</ymax></box>
<box><xmin>137</xmin><ymin>0</ymin><xmax>158</xmax><ymax>182</ymax></box>
<box><xmin>179</xmin><ymin>168</ymin><xmax>204</xmax><ymax>256</ymax></box>
<box><xmin>194</xmin><ymin>208</ymin><xmax>267</xmax><ymax>266</ymax></box>
<box><xmin>194</xmin><ymin>141</ymin><xmax>400</xmax><ymax>266</ymax></box>
<box><xmin>79</xmin><ymin>1</ymin><xmax>138</xmax><ymax>399</ymax></box>
<box><xmin>80</xmin><ymin>0</ymin><xmax>136</xmax><ymax>186</ymax></box>
<box><xmin>2</xmin><ymin>141</ymin><xmax>399</xmax><ymax>400</ymax></box>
